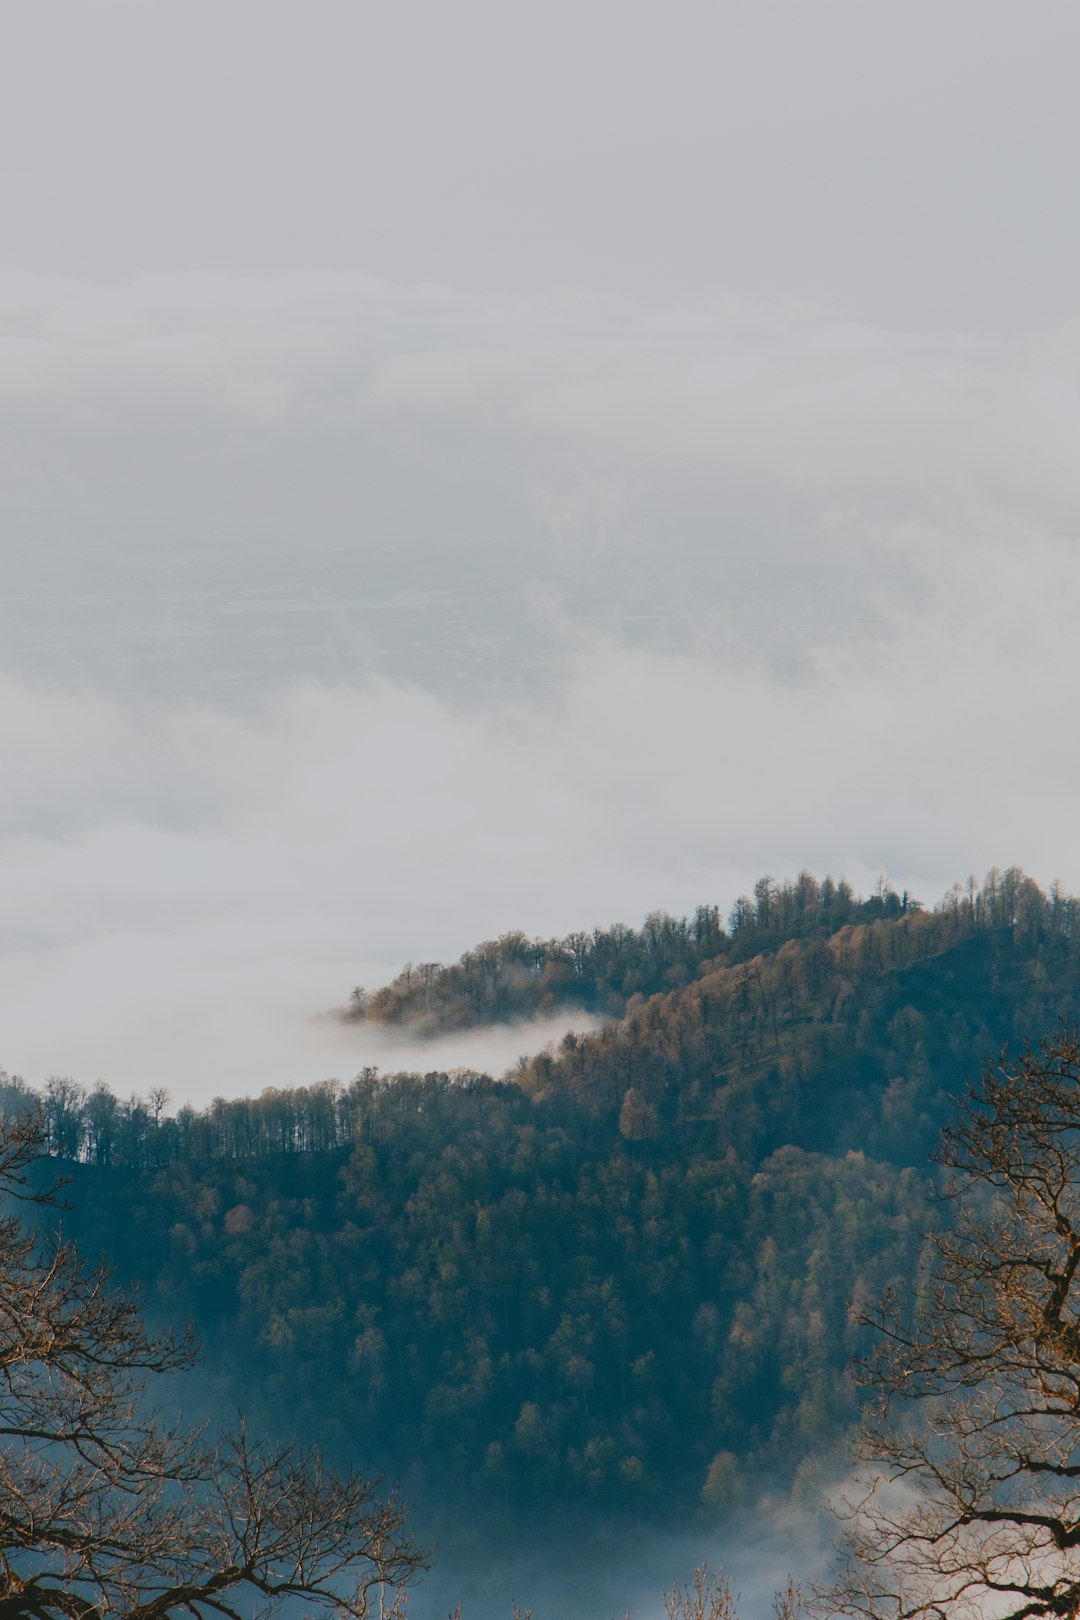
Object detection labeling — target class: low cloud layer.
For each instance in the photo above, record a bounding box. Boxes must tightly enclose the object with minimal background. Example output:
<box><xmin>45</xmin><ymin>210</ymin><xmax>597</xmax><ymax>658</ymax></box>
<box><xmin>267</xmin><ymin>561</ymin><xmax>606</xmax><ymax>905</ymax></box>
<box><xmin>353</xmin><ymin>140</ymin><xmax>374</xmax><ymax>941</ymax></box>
<box><xmin>4</xmin><ymin>267</ymin><xmax>1080</xmax><ymax>710</ymax></box>
<box><xmin>3</xmin><ymin>522</ymin><xmax>1078</xmax><ymax>1105</ymax></box>
<box><xmin>4</xmin><ymin>86</ymin><xmax>1080</xmax><ymax>1107</ymax></box>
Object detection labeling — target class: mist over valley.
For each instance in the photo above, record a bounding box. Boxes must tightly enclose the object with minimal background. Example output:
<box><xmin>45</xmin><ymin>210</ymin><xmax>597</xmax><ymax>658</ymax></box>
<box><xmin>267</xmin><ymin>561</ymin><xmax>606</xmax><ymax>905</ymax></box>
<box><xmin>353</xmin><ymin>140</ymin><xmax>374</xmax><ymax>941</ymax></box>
<box><xmin>5</xmin><ymin>5</ymin><xmax>1080</xmax><ymax>1614</ymax></box>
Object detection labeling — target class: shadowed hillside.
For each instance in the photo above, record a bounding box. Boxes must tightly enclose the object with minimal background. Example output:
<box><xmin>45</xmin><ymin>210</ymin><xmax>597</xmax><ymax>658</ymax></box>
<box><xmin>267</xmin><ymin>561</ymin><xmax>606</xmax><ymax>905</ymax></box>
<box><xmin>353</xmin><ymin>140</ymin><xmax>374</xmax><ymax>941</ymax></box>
<box><xmin>12</xmin><ymin>866</ymin><xmax>1080</xmax><ymax>1562</ymax></box>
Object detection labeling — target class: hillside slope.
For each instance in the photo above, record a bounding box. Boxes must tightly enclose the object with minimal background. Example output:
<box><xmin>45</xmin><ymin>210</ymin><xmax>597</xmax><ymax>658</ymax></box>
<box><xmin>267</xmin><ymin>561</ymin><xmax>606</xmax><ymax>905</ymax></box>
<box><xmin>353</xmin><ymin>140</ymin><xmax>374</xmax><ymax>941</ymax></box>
<box><xmin>27</xmin><ymin>867</ymin><xmax>1080</xmax><ymax>1553</ymax></box>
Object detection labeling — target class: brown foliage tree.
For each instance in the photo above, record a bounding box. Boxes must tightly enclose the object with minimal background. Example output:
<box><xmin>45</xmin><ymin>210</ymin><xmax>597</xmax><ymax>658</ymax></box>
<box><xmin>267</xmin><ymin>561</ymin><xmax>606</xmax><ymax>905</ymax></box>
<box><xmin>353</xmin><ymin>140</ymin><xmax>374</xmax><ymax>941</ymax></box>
<box><xmin>0</xmin><ymin>1111</ymin><xmax>424</xmax><ymax>1620</ymax></box>
<box><xmin>831</xmin><ymin>1030</ymin><xmax>1080</xmax><ymax>1620</ymax></box>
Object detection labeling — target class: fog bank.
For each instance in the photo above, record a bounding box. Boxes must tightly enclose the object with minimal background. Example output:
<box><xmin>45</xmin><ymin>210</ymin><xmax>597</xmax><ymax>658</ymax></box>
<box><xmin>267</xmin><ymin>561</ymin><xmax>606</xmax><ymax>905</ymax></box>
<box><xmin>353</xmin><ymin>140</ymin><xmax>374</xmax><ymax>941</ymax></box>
<box><xmin>4</xmin><ymin>535</ymin><xmax>1080</xmax><ymax>1104</ymax></box>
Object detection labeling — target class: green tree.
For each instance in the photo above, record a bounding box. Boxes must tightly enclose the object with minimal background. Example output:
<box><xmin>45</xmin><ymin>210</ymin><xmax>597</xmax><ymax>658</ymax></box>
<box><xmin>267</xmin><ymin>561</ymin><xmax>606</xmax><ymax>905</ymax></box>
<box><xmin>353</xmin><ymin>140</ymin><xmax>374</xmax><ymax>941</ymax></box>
<box><xmin>0</xmin><ymin>1112</ymin><xmax>423</xmax><ymax>1620</ymax></box>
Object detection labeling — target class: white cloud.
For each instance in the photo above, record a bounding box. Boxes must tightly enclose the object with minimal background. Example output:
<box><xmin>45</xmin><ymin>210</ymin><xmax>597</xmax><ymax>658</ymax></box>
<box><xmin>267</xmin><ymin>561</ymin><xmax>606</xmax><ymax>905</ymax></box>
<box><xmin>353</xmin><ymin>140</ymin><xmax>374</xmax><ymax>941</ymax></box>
<box><xmin>2</xmin><ymin>511</ymin><xmax>1079</xmax><ymax>1108</ymax></box>
<box><xmin>5</xmin><ymin>3</ymin><xmax>1080</xmax><ymax>331</ymax></box>
<box><xmin>5</xmin><ymin>269</ymin><xmax>1080</xmax><ymax>542</ymax></box>
<box><xmin>4</xmin><ymin>268</ymin><xmax>1080</xmax><ymax>708</ymax></box>
<box><xmin>3</xmin><ymin>255</ymin><xmax>1080</xmax><ymax>1110</ymax></box>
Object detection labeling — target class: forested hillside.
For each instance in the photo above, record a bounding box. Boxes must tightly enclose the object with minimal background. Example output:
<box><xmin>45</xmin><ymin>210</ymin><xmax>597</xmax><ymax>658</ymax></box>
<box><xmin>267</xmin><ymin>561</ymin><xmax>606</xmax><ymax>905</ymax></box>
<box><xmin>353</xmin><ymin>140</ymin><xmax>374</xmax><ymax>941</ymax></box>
<box><xmin>11</xmin><ymin>867</ymin><xmax>1080</xmax><ymax>1559</ymax></box>
<box><xmin>341</xmin><ymin>872</ymin><xmax>921</xmax><ymax>1031</ymax></box>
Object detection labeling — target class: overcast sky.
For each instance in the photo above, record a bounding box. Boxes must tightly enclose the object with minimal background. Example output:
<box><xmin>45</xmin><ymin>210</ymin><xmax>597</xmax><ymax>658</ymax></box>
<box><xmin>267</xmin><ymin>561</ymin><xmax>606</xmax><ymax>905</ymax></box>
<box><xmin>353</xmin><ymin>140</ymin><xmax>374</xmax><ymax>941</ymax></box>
<box><xmin>4</xmin><ymin>1</ymin><xmax>1080</xmax><ymax>1105</ymax></box>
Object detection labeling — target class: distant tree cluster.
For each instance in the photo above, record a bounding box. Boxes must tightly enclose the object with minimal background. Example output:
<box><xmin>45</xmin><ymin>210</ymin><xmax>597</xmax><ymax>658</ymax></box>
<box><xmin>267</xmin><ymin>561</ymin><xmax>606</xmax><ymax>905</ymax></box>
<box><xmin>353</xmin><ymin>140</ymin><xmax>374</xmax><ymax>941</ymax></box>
<box><xmin>345</xmin><ymin>867</ymin><xmax>1074</xmax><ymax>1035</ymax></box>
<box><xmin>344</xmin><ymin>873</ymin><xmax>917</xmax><ymax>1032</ymax></box>
<box><xmin>7</xmin><ymin>1069</ymin><xmax>391</xmax><ymax>1167</ymax></box>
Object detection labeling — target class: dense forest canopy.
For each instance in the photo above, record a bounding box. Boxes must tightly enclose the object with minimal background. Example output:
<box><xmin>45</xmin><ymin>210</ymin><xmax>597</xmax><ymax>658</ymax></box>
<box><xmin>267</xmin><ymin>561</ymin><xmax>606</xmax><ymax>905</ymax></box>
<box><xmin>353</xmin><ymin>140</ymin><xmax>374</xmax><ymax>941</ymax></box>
<box><xmin>339</xmin><ymin>866</ymin><xmax>1067</xmax><ymax>1038</ymax></box>
<box><xmin>341</xmin><ymin>870</ymin><xmax>926</xmax><ymax>1033</ymax></box>
<box><xmin>0</xmin><ymin>1116</ymin><xmax>421</xmax><ymax>1620</ymax></box>
<box><xmin>5</xmin><ymin>866</ymin><xmax>1079</xmax><ymax>1566</ymax></box>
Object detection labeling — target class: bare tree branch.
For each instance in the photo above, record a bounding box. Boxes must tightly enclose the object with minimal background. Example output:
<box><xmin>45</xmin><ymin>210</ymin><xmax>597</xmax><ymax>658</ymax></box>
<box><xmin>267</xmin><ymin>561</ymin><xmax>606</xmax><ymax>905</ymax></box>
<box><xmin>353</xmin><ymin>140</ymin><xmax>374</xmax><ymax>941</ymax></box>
<box><xmin>0</xmin><ymin>1112</ymin><xmax>426</xmax><ymax>1620</ymax></box>
<box><xmin>825</xmin><ymin>1031</ymin><xmax>1080</xmax><ymax>1620</ymax></box>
